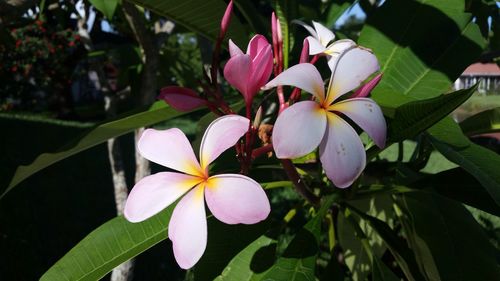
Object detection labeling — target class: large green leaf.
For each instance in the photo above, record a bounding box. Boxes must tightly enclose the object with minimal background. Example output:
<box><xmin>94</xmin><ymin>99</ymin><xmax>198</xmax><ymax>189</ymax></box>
<box><xmin>431</xmin><ymin>139</ymin><xmax>500</xmax><ymax>207</ymax></box>
<box><xmin>126</xmin><ymin>0</ymin><xmax>248</xmax><ymax>46</ymax></box>
<box><xmin>215</xmin><ymin>231</ymin><xmax>277</xmax><ymax>281</ymax></box>
<box><xmin>259</xmin><ymin>196</ymin><xmax>335</xmax><ymax>281</ymax></box>
<box><xmin>460</xmin><ymin>107</ymin><xmax>500</xmax><ymax>136</ymax></box>
<box><xmin>388</xmin><ymin>85</ymin><xmax>476</xmax><ymax>142</ymax></box>
<box><xmin>358</xmin><ymin>0</ymin><xmax>486</xmax><ymax>102</ymax></box>
<box><xmin>395</xmin><ymin>192</ymin><xmax>500</xmax><ymax>281</ymax></box>
<box><xmin>89</xmin><ymin>0</ymin><xmax>119</xmax><ymax>19</ymax></box>
<box><xmin>40</xmin><ymin>206</ymin><xmax>175</xmax><ymax>281</ymax></box>
<box><xmin>1</xmin><ymin>102</ymin><xmax>192</xmax><ymax>199</ymax></box>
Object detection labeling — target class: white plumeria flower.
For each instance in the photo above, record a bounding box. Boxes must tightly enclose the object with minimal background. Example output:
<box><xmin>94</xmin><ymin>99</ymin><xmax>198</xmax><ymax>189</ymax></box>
<box><xmin>294</xmin><ymin>20</ymin><xmax>356</xmax><ymax>70</ymax></box>
<box><xmin>124</xmin><ymin>115</ymin><xmax>270</xmax><ymax>269</ymax></box>
<box><xmin>263</xmin><ymin>47</ymin><xmax>386</xmax><ymax>188</ymax></box>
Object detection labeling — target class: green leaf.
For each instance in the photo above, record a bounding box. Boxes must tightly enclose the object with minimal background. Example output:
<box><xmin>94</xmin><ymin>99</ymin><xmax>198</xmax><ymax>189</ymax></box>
<box><xmin>431</xmin><ymin>139</ymin><xmax>500</xmax><ymax>207</ymax></box>
<box><xmin>324</xmin><ymin>1</ymin><xmax>355</xmax><ymax>27</ymax></box>
<box><xmin>388</xmin><ymin>85</ymin><xmax>476</xmax><ymax>142</ymax></box>
<box><xmin>89</xmin><ymin>0</ymin><xmax>119</xmax><ymax>20</ymax></box>
<box><xmin>426</xmin><ymin>116</ymin><xmax>470</xmax><ymax>148</ymax></box>
<box><xmin>345</xmin><ymin>205</ymin><xmax>426</xmax><ymax>281</ymax></box>
<box><xmin>261</xmin><ymin>181</ymin><xmax>293</xmax><ymax>190</ymax></box>
<box><xmin>372</xmin><ymin>257</ymin><xmax>400</xmax><ymax>281</ymax></box>
<box><xmin>41</xmin><ymin>206</ymin><xmax>174</xmax><ymax>281</ymax></box>
<box><xmin>275</xmin><ymin>0</ymin><xmax>298</xmax><ymax>69</ymax></box>
<box><xmin>215</xmin><ymin>232</ymin><xmax>277</xmax><ymax>281</ymax></box>
<box><xmin>460</xmin><ymin>107</ymin><xmax>500</xmax><ymax>136</ymax></box>
<box><xmin>414</xmin><ymin>168</ymin><xmax>500</xmax><ymax>217</ymax></box>
<box><xmin>2</xmin><ymin>102</ymin><xmax>193</xmax><ymax>199</ymax></box>
<box><xmin>126</xmin><ymin>0</ymin><xmax>248</xmax><ymax>46</ymax></box>
<box><xmin>193</xmin><ymin>220</ymin><xmax>270</xmax><ymax>281</ymax></box>
<box><xmin>259</xmin><ymin>195</ymin><xmax>336</xmax><ymax>280</ymax></box>
<box><xmin>395</xmin><ymin>192</ymin><xmax>500</xmax><ymax>281</ymax></box>
<box><xmin>358</xmin><ymin>0</ymin><xmax>486</xmax><ymax>102</ymax></box>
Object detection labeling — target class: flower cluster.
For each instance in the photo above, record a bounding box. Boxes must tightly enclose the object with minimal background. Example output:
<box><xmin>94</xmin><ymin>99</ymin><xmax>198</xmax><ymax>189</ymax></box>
<box><xmin>125</xmin><ymin>0</ymin><xmax>386</xmax><ymax>269</ymax></box>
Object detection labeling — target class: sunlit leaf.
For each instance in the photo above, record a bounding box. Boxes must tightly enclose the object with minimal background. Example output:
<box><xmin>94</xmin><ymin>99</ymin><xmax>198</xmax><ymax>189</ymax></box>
<box><xmin>460</xmin><ymin>107</ymin><xmax>500</xmax><ymax>136</ymax></box>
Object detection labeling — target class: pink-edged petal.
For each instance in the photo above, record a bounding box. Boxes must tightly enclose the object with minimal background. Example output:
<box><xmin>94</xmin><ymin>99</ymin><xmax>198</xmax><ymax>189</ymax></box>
<box><xmin>293</xmin><ymin>19</ymin><xmax>318</xmax><ymax>39</ymax></box>
<box><xmin>273</xmin><ymin>101</ymin><xmax>327</xmax><ymax>159</ymax></box>
<box><xmin>312</xmin><ymin>21</ymin><xmax>335</xmax><ymax>46</ymax></box>
<box><xmin>262</xmin><ymin>63</ymin><xmax>325</xmax><ymax>102</ymax></box>
<box><xmin>329</xmin><ymin>98</ymin><xmax>386</xmax><ymax>148</ymax></box>
<box><xmin>228</xmin><ymin>39</ymin><xmax>243</xmax><ymax>57</ymax></box>
<box><xmin>248</xmin><ymin>44</ymin><xmax>273</xmax><ymax>96</ymax></box>
<box><xmin>320</xmin><ymin>113</ymin><xmax>366</xmax><ymax>188</ymax></box>
<box><xmin>247</xmin><ymin>34</ymin><xmax>270</xmax><ymax>59</ymax></box>
<box><xmin>306</xmin><ymin>36</ymin><xmax>327</xmax><ymax>55</ymax></box>
<box><xmin>325</xmin><ymin>39</ymin><xmax>357</xmax><ymax>70</ymax></box>
<box><xmin>159</xmin><ymin>86</ymin><xmax>206</xmax><ymax>112</ymax></box>
<box><xmin>351</xmin><ymin>73</ymin><xmax>383</xmax><ymax>98</ymax></box>
<box><xmin>124</xmin><ymin>172</ymin><xmax>202</xmax><ymax>223</ymax></box>
<box><xmin>326</xmin><ymin>47</ymin><xmax>380</xmax><ymax>104</ymax></box>
<box><xmin>168</xmin><ymin>184</ymin><xmax>207</xmax><ymax>269</ymax></box>
<box><xmin>224</xmin><ymin>54</ymin><xmax>251</xmax><ymax>96</ymax></box>
<box><xmin>199</xmin><ymin>115</ymin><xmax>249</xmax><ymax>169</ymax></box>
<box><xmin>205</xmin><ymin>174</ymin><xmax>270</xmax><ymax>224</ymax></box>
<box><xmin>138</xmin><ymin>128</ymin><xmax>203</xmax><ymax>177</ymax></box>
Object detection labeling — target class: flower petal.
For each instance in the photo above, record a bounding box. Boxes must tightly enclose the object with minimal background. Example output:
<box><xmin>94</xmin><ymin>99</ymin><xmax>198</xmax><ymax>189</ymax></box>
<box><xmin>205</xmin><ymin>174</ymin><xmax>270</xmax><ymax>224</ymax></box>
<box><xmin>326</xmin><ymin>47</ymin><xmax>380</xmax><ymax>104</ymax></box>
<box><xmin>124</xmin><ymin>172</ymin><xmax>202</xmax><ymax>223</ymax></box>
<box><xmin>159</xmin><ymin>86</ymin><xmax>206</xmax><ymax>112</ymax></box>
<box><xmin>306</xmin><ymin>36</ymin><xmax>327</xmax><ymax>55</ymax></box>
<box><xmin>325</xmin><ymin>39</ymin><xmax>357</xmax><ymax>70</ymax></box>
<box><xmin>262</xmin><ymin>63</ymin><xmax>325</xmax><ymax>102</ymax></box>
<box><xmin>228</xmin><ymin>39</ymin><xmax>243</xmax><ymax>57</ymax></box>
<box><xmin>320</xmin><ymin>113</ymin><xmax>366</xmax><ymax>188</ymax></box>
<box><xmin>312</xmin><ymin>21</ymin><xmax>335</xmax><ymax>46</ymax></box>
<box><xmin>168</xmin><ymin>184</ymin><xmax>207</xmax><ymax>269</ymax></box>
<box><xmin>224</xmin><ymin>53</ymin><xmax>251</xmax><ymax>97</ymax></box>
<box><xmin>273</xmin><ymin>101</ymin><xmax>327</xmax><ymax>159</ymax></box>
<box><xmin>247</xmin><ymin>34</ymin><xmax>270</xmax><ymax>59</ymax></box>
<box><xmin>293</xmin><ymin>19</ymin><xmax>318</xmax><ymax>39</ymax></box>
<box><xmin>199</xmin><ymin>115</ymin><xmax>249</xmax><ymax>169</ymax></box>
<box><xmin>248</xmin><ymin>44</ymin><xmax>273</xmax><ymax>96</ymax></box>
<box><xmin>138</xmin><ymin>128</ymin><xmax>203</xmax><ymax>177</ymax></box>
<box><xmin>351</xmin><ymin>73</ymin><xmax>383</xmax><ymax>98</ymax></box>
<box><xmin>329</xmin><ymin>98</ymin><xmax>386</xmax><ymax>148</ymax></box>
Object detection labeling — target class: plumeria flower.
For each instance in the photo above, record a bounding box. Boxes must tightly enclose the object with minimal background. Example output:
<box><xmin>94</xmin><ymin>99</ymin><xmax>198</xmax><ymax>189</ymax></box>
<box><xmin>224</xmin><ymin>35</ymin><xmax>273</xmax><ymax>106</ymax></box>
<box><xmin>124</xmin><ymin>115</ymin><xmax>271</xmax><ymax>269</ymax></box>
<box><xmin>294</xmin><ymin>20</ymin><xmax>356</xmax><ymax>70</ymax></box>
<box><xmin>263</xmin><ymin>47</ymin><xmax>386</xmax><ymax>188</ymax></box>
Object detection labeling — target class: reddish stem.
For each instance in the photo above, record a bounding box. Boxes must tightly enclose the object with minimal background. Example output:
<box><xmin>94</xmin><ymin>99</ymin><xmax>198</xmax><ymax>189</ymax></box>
<box><xmin>281</xmin><ymin>159</ymin><xmax>320</xmax><ymax>206</ymax></box>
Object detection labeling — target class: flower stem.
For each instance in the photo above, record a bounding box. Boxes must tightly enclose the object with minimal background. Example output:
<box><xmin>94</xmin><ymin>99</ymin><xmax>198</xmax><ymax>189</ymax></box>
<box><xmin>281</xmin><ymin>159</ymin><xmax>320</xmax><ymax>206</ymax></box>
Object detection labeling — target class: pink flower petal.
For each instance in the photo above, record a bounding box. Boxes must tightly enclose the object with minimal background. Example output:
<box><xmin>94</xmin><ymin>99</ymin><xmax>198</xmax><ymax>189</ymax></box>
<box><xmin>168</xmin><ymin>184</ymin><xmax>207</xmax><ymax>269</ymax></box>
<box><xmin>124</xmin><ymin>172</ymin><xmax>202</xmax><ymax>223</ymax></box>
<box><xmin>330</xmin><ymin>98</ymin><xmax>386</xmax><ymax>148</ymax></box>
<box><xmin>205</xmin><ymin>174</ymin><xmax>270</xmax><ymax>224</ymax></box>
<box><xmin>219</xmin><ymin>0</ymin><xmax>233</xmax><ymax>36</ymax></box>
<box><xmin>273</xmin><ymin>101</ymin><xmax>327</xmax><ymax>159</ymax></box>
<box><xmin>262</xmin><ymin>63</ymin><xmax>325</xmax><ymax>102</ymax></box>
<box><xmin>224</xmin><ymin>54</ymin><xmax>251</xmax><ymax>97</ymax></box>
<box><xmin>306</xmin><ymin>36</ymin><xmax>327</xmax><ymax>55</ymax></box>
<box><xmin>320</xmin><ymin>113</ymin><xmax>366</xmax><ymax>188</ymax></box>
<box><xmin>351</xmin><ymin>73</ymin><xmax>383</xmax><ymax>98</ymax></box>
<box><xmin>325</xmin><ymin>39</ymin><xmax>357</xmax><ymax>71</ymax></box>
<box><xmin>312</xmin><ymin>21</ymin><xmax>335</xmax><ymax>46</ymax></box>
<box><xmin>228</xmin><ymin>39</ymin><xmax>243</xmax><ymax>57</ymax></box>
<box><xmin>138</xmin><ymin>128</ymin><xmax>203</xmax><ymax>177</ymax></box>
<box><xmin>247</xmin><ymin>34</ymin><xmax>270</xmax><ymax>59</ymax></box>
<box><xmin>326</xmin><ymin>47</ymin><xmax>380</xmax><ymax>104</ymax></box>
<box><xmin>199</xmin><ymin>115</ymin><xmax>249</xmax><ymax>169</ymax></box>
<box><xmin>248</xmin><ymin>44</ymin><xmax>273</xmax><ymax>96</ymax></box>
<box><xmin>159</xmin><ymin>86</ymin><xmax>206</xmax><ymax>112</ymax></box>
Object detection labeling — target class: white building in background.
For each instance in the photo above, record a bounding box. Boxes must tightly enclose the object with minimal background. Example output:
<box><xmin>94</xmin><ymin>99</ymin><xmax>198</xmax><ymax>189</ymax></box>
<box><xmin>454</xmin><ymin>63</ymin><xmax>500</xmax><ymax>94</ymax></box>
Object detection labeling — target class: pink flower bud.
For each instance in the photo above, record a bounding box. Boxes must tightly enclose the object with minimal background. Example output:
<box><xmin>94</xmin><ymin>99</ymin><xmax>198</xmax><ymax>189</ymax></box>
<box><xmin>219</xmin><ymin>0</ymin><xmax>233</xmax><ymax>38</ymax></box>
